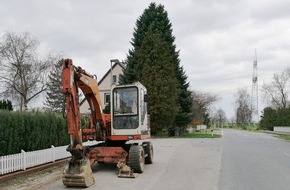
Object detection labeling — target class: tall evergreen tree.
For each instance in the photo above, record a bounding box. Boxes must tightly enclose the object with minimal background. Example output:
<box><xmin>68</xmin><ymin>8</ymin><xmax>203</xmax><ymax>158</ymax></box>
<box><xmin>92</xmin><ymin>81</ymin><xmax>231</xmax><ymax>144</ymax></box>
<box><xmin>134</xmin><ymin>28</ymin><xmax>179</xmax><ymax>134</ymax></box>
<box><xmin>174</xmin><ymin>66</ymin><xmax>193</xmax><ymax>131</ymax></box>
<box><xmin>120</xmin><ymin>3</ymin><xmax>193</xmax><ymax>133</ymax></box>
<box><xmin>44</xmin><ymin>60</ymin><xmax>64</xmax><ymax>112</ymax></box>
<box><xmin>120</xmin><ymin>2</ymin><xmax>175</xmax><ymax>84</ymax></box>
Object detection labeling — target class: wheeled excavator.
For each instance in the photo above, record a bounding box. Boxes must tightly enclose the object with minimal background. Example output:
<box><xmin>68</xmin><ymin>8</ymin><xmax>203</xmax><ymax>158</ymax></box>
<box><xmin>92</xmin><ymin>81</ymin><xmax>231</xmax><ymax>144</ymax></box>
<box><xmin>61</xmin><ymin>59</ymin><xmax>153</xmax><ymax>187</ymax></box>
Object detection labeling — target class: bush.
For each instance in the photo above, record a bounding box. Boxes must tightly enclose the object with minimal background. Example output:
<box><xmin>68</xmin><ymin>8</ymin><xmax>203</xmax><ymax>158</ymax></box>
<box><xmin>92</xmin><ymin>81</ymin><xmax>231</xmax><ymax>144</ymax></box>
<box><xmin>0</xmin><ymin>110</ymin><xmax>69</xmax><ymax>156</ymax></box>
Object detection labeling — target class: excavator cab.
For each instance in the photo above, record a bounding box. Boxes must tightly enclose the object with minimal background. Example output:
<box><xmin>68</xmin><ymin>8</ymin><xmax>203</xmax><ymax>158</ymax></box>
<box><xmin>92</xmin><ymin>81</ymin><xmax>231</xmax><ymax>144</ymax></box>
<box><xmin>110</xmin><ymin>82</ymin><xmax>150</xmax><ymax>139</ymax></box>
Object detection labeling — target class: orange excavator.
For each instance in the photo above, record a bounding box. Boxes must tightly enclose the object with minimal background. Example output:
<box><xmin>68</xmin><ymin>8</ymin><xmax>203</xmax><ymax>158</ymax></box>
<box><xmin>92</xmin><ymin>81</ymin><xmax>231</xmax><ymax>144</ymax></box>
<box><xmin>61</xmin><ymin>59</ymin><xmax>153</xmax><ymax>187</ymax></box>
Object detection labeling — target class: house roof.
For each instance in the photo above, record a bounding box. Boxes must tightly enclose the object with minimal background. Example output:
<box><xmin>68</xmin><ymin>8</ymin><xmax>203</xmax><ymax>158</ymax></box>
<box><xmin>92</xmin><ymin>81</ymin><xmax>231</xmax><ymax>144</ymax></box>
<box><xmin>97</xmin><ymin>61</ymin><xmax>126</xmax><ymax>85</ymax></box>
<box><xmin>79</xmin><ymin>61</ymin><xmax>126</xmax><ymax>106</ymax></box>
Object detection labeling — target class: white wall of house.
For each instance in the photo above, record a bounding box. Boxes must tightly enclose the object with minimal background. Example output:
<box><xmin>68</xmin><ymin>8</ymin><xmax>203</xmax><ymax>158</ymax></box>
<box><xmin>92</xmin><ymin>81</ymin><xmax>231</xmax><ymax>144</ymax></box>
<box><xmin>79</xmin><ymin>63</ymin><xmax>124</xmax><ymax>114</ymax></box>
<box><xmin>99</xmin><ymin>64</ymin><xmax>123</xmax><ymax>109</ymax></box>
<box><xmin>80</xmin><ymin>100</ymin><xmax>90</xmax><ymax>115</ymax></box>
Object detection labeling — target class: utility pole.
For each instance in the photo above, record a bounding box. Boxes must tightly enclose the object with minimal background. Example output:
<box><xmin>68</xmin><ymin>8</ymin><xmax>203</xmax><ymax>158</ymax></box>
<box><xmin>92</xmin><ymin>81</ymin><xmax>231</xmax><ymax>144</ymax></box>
<box><xmin>251</xmin><ymin>50</ymin><xmax>259</xmax><ymax>123</ymax></box>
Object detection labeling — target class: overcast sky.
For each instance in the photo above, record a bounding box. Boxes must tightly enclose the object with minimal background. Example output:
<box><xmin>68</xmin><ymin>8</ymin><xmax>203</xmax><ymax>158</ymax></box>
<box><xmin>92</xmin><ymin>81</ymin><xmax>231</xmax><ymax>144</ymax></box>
<box><xmin>1</xmin><ymin>0</ymin><xmax>290</xmax><ymax>119</ymax></box>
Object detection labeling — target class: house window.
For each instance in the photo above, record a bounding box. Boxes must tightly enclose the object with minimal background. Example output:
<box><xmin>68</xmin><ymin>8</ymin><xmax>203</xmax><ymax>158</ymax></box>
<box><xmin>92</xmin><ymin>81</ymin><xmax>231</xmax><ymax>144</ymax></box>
<box><xmin>113</xmin><ymin>75</ymin><xmax>117</xmax><ymax>83</ymax></box>
<box><xmin>104</xmin><ymin>93</ymin><xmax>110</xmax><ymax>104</ymax></box>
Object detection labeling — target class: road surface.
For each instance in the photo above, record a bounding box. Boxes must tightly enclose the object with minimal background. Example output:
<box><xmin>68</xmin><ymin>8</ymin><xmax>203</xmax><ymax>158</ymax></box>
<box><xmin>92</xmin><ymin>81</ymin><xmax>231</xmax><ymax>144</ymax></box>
<box><xmin>11</xmin><ymin>129</ymin><xmax>290</xmax><ymax>190</ymax></box>
<box><xmin>219</xmin><ymin>129</ymin><xmax>290</xmax><ymax>190</ymax></box>
<box><xmin>44</xmin><ymin>138</ymin><xmax>222</xmax><ymax>190</ymax></box>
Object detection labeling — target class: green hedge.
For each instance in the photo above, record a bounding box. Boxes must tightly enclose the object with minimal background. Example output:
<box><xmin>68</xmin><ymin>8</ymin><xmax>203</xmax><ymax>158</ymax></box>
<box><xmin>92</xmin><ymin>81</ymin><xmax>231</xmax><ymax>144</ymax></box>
<box><xmin>260</xmin><ymin>107</ymin><xmax>290</xmax><ymax>130</ymax></box>
<box><xmin>0</xmin><ymin>110</ymin><xmax>69</xmax><ymax>156</ymax></box>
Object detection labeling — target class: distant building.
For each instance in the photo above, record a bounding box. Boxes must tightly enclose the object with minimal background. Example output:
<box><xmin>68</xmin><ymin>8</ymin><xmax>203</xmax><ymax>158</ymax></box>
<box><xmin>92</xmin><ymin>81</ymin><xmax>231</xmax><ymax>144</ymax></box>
<box><xmin>79</xmin><ymin>61</ymin><xmax>125</xmax><ymax>115</ymax></box>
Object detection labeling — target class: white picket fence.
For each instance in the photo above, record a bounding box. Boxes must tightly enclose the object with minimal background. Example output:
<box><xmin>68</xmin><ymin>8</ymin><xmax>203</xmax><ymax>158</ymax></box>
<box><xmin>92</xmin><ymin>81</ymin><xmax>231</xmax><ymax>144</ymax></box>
<box><xmin>0</xmin><ymin>145</ymin><xmax>71</xmax><ymax>175</ymax></box>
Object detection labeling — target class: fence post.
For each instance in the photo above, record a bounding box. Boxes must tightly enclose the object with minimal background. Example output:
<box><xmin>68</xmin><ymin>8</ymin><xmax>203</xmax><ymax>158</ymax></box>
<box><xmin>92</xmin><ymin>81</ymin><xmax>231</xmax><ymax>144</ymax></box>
<box><xmin>0</xmin><ymin>156</ymin><xmax>3</xmax><ymax>175</ymax></box>
<box><xmin>51</xmin><ymin>145</ymin><xmax>55</xmax><ymax>162</ymax></box>
<box><xmin>21</xmin><ymin>150</ymin><xmax>26</xmax><ymax>170</ymax></box>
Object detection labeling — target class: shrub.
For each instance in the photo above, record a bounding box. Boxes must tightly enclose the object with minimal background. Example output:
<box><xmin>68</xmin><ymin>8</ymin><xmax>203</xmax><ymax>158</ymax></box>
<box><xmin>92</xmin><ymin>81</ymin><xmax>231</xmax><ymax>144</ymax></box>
<box><xmin>0</xmin><ymin>110</ymin><xmax>69</xmax><ymax>156</ymax></box>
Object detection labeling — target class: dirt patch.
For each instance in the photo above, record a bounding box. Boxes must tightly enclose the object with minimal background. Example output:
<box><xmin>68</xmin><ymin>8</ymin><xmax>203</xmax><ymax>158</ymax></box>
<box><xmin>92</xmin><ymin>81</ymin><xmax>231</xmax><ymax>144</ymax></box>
<box><xmin>0</xmin><ymin>163</ymin><xmax>65</xmax><ymax>190</ymax></box>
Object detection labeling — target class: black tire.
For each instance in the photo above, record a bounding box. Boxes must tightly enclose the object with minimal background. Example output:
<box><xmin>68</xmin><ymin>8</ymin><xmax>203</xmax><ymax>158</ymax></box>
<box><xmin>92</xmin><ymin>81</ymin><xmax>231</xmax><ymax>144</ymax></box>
<box><xmin>128</xmin><ymin>145</ymin><xmax>145</xmax><ymax>173</ymax></box>
<box><xmin>142</xmin><ymin>141</ymin><xmax>153</xmax><ymax>164</ymax></box>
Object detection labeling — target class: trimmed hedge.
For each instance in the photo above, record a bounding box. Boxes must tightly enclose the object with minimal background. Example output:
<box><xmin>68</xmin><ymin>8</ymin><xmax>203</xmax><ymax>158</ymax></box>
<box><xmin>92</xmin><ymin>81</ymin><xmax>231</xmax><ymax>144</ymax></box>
<box><xmin>260</xmin><ymin>107</ymin><xmax>290</xmax><ymax>130</ymax></box>
<box><xmin>0</xmin><ymin>110</ymin><xmax>69</xmax><ymax>156</ymax></box>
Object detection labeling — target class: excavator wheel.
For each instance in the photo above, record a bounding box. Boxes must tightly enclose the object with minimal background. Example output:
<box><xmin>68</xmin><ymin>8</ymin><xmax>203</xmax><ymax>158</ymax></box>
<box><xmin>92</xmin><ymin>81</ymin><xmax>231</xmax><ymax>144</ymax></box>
<box><xmin>142</xmin><ymin>141</ymin><xmax>154</xmax><ymax>164</ymax></box>
<box><xmin>62</xmin><ymin>158</ymin><xmax>95</xmax><ymax>187</ymax></box>
<box><xmin>128</xmin><ymin>145</ymin><xmax>145</xmax><ymax>173</ymax></box>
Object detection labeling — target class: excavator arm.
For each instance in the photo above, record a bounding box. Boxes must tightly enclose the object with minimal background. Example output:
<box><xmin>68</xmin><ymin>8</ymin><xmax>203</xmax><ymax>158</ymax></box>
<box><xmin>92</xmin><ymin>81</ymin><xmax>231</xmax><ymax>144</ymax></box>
<box><xmin>61</xmin><ymin>58</ymin><xmax>109</xmax><ymax>187</ymax></box>
<box><xmin>62</xmin><ymin>59</ymin><xmax>110</xmax><ymax>144</ymax></box>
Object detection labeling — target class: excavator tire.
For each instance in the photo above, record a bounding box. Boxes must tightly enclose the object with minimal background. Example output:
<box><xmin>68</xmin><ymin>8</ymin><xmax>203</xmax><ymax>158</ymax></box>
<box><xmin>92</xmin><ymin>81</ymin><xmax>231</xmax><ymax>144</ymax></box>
<box><xmin>128</xmin><ymin>145</ymin><xmax>145</xmax><ymax>173</ymax></box>
<box><xmin>142</xmin><ymin>141</ymin><xmax>153</xmax><ymax>164</ymax></box>
<box><xmin>62</xmin><ymin>159</ymin><xmax>95</xmax><ymax>187</ymax></box>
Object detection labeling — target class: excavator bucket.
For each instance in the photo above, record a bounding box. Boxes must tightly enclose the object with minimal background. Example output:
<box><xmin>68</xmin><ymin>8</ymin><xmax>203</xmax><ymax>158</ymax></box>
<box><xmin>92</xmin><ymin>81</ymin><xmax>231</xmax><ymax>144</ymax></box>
<box><xmin>62</xmin><ymin>159</ymin><xmax>95</xmax><ymax>187</ymax></box>
<box><xmin>117</xmin><ymin>159</ymin><xmax>136</xmax><ymax>178</ymax></box>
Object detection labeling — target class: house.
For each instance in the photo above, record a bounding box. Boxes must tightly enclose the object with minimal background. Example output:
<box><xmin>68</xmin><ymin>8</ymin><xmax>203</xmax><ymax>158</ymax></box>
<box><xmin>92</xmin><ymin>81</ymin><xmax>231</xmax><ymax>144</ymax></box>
<box><xmin>79</xmin><ymin>60</ymin><xmax>125</xmax><ymax>115</ymax></box>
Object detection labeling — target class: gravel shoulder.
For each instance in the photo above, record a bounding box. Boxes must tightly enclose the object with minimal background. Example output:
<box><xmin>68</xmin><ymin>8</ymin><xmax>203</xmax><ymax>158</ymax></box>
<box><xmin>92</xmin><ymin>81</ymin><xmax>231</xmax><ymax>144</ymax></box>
<box><xmin>0</xmin><ymin>163</ymin><xmax>64</xmax><ymax>190</ymax></box>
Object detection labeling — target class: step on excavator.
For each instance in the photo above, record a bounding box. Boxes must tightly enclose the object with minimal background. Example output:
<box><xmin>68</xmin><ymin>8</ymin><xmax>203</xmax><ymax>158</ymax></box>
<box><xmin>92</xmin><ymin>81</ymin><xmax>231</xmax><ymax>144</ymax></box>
<box><xmin>61</xmin><ymin>59</ymin><xmax>153</xmax><ymax>187</ymax></box>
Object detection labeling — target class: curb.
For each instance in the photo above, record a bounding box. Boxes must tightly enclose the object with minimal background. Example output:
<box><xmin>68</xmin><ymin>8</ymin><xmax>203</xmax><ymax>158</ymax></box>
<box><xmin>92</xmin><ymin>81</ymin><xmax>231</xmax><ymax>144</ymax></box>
<box><xmin>264</xmin><ymin>131</ymin><xmax>290</xmax><ymax>135</ymax></box>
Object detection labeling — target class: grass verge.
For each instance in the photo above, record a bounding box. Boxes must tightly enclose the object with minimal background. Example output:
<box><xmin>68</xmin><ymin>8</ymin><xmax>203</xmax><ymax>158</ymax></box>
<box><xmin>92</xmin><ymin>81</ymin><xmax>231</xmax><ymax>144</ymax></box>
<box><xmin>155</xmin><ymin>130</ymin><xmax>221</xmax><ymax>138</ymax></box>
<box><xmin>275</xmin><ymin>134</ymin><xmax>290</xmax><ymax>141</ymax></box>
<box><xmin>179</xmin><ymin>132</ymin><xmax>221</xmax><ymax>138</ymax></box>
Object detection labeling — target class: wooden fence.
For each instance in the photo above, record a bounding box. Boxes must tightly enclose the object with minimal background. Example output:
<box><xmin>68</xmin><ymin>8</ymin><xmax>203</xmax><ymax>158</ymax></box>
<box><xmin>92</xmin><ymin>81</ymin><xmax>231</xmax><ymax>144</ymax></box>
<box><xmin>0</xmin><ymin>145</ymin><xmax>70</xmax><ymax>175</ymax></box>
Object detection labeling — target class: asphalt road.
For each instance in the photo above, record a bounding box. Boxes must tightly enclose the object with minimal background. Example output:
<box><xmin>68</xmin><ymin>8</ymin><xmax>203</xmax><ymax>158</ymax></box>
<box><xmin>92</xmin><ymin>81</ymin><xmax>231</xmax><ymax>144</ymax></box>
<box><xmin>219</xmin><ymin>129</ymin><xmax>290</xmax><ymax>190</ymax></box>
<box><xmin>43</xmin><ymin>138</ymin><xmax>222</xmax><ymax>190</ymax></box>
<box><xmin>42</xmin><ymin>129</ymin><xmax>290</xmax><ymax>190</ymax></box>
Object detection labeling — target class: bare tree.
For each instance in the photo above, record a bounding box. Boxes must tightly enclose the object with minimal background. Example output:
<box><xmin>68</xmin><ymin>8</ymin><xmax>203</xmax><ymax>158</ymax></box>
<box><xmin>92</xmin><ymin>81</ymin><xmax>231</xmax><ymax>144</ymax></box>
<box><xmin>191</xmin><ymin>90</ymin><xmax>220</xmax><ymax>124</ymax></box>
<box><xmin>235</xmin><ymin>88</ymin><xmax>252</xmax><ymax>125</ymax></box>
<box><xmin>0</xmin><ymin>32</ymin><xmax>52</xmax><ymax>111</ymax></box>
<box><xmin>214</xmin><ymin>108</ymin><xmax>227</xmax><ymax>127</ymax></box>
<box><xmin>261</xmin><ymin>70</ymin><xmax>289</xmax><ymax>109</ymax></box>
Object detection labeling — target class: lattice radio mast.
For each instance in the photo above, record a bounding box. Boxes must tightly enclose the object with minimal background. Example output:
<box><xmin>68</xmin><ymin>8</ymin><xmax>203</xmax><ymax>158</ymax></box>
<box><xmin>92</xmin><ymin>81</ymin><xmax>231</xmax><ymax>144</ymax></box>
<box><xmin>251</xmin><ymin>50</ymin><xmax>259</xmax><ymax>122</ymax></box>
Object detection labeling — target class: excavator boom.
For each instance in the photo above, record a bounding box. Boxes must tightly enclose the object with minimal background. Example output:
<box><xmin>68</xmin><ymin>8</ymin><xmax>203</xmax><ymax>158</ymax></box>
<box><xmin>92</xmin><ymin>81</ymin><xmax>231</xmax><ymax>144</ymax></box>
<box><xmin>62</xmin><ymin>59</ymin><xmax>109</xmax><ymax>187</ymax></box>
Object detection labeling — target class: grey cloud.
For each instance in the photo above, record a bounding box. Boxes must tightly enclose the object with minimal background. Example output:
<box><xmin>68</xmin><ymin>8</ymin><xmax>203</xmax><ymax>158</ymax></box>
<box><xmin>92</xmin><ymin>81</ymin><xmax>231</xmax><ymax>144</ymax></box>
<box><xmin>1</xmin><ymin>0</ymin><xmax>290</xmax><ymax>118</ymax></box>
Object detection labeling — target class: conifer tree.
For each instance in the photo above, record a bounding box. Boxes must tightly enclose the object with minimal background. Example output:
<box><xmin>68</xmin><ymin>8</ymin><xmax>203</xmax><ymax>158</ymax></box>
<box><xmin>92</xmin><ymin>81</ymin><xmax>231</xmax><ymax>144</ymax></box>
<box><xmin>7</xmin><ymin>100</ymin><xmax>13</xmax><ymax>111</ymax></box>
<box><xmin>134</xmin><ymin>28</ymin><xmax>179</xmax><ymax>134</ymax></box>
<box><xmin>174</xmin><ymin>66</ymin><xmax>193</xmax><ymax>131</ymax></box>
<box><xmin>0</xmin><ymin>99</ymin><xmax>13</xmax><ymax>111</ymax></box>
<box><xmin>44</xmin><ymin>60</ymin><xmax>64</xmax><ymax>112</ymax></box>
<box><xmin>120</xmin><ymin>3</ymin><xmax>193</xmax><ymax>133</ymax></box>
